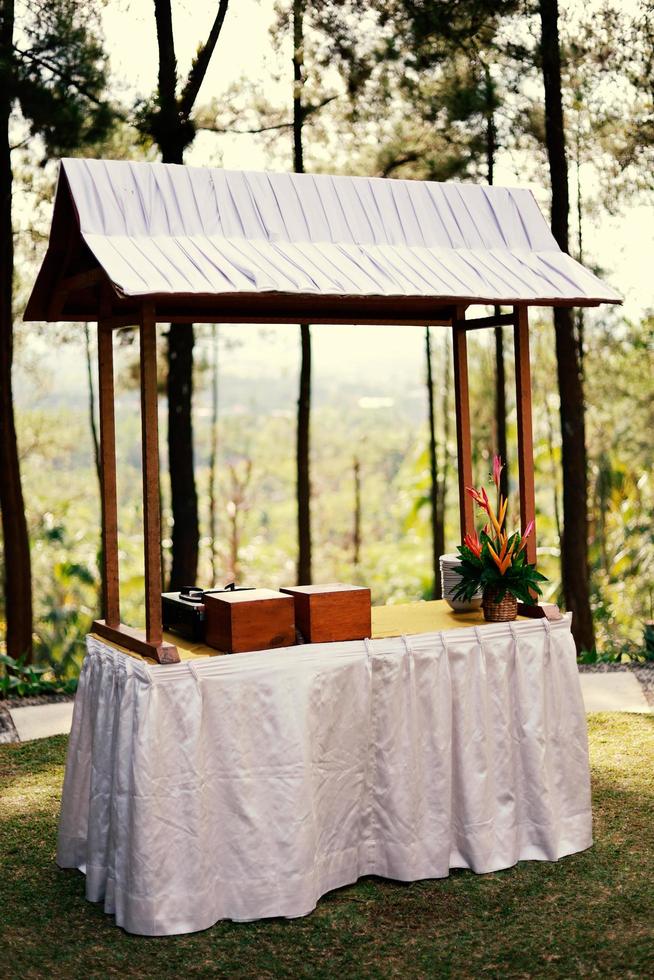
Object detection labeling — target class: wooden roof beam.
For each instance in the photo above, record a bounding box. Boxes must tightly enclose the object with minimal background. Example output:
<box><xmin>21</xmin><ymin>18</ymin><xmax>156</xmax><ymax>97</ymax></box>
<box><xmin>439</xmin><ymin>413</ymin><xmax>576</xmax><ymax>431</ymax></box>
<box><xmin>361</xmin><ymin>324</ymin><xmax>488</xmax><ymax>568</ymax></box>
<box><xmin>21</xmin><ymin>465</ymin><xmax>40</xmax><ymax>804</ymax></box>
<box><xmin>457</xmin><ymin>312</ymin><xmax>515</xmax><ymax>331</ymax></box>
<box><xmin>47</xmin><ymin>268</ymin><xmax>105</xmax><ymax>321</ymax></box>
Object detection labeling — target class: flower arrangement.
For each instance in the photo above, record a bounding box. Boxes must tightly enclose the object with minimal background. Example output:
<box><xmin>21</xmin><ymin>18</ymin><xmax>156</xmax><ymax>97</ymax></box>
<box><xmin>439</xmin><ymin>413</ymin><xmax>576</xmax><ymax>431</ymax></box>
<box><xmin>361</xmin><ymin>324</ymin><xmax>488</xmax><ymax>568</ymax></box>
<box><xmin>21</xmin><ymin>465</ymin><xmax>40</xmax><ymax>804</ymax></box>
<box><xmin>453</xmin><ymin>455</ymin><xmax>547</xmax><ymax>618</ymax></box>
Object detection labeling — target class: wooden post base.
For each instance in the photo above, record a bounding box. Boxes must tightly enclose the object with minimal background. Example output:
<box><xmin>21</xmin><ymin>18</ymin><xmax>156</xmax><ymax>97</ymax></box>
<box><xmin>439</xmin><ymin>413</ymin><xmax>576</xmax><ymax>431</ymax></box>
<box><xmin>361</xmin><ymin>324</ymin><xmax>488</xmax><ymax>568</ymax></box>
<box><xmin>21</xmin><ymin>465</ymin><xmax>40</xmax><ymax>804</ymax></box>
<box><xmin>91</xmin><ymin>620</ymin><xmax>180</xmax><ymax>664</ymax></box>
<box><xmin>517</xmin><ymin>602</ymin><xmax>563</xmax><ymax>622</ymax></box>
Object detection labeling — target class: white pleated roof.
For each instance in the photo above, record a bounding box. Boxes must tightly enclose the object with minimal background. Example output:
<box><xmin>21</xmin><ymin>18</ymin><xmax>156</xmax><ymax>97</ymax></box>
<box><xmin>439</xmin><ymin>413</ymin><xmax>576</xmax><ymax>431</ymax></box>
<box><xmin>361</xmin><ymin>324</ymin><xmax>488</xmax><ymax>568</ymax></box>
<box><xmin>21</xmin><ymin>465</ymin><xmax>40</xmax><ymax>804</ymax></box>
<box><xmin>35</xmin><ymin>157</ymin><xmax>622</xmax><ymax>308</ymax></box>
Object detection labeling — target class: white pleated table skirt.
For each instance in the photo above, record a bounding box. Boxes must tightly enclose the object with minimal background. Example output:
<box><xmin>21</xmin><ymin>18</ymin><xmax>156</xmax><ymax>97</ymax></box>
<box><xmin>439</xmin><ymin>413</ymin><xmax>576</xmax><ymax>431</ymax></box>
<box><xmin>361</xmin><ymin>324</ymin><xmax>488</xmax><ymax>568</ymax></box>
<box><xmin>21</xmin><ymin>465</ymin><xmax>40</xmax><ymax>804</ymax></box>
<box><xmin>56</xmin><ymin>614</ymin><xmax>592</xmax><ymax>936</ymax></box>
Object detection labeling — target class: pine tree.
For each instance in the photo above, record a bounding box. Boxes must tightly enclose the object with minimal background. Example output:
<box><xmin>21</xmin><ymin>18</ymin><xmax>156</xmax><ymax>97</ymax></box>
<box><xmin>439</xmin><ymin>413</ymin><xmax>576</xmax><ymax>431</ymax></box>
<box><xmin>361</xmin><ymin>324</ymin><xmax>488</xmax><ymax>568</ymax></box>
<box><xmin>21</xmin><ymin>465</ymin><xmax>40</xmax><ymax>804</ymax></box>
<box><xmin>137</xmin><ymin>1</ymin><xmax>230</xmax><ymax>591</ymax></box>
<box><xmin>538</xmin><ymin>0</ymin><xmax>595</xmax><ymax>651</ymax></box>
<box><xmin>0</xmin><ymin>0</ymin><xmax>112</xmax><ymax>660</ymax></box>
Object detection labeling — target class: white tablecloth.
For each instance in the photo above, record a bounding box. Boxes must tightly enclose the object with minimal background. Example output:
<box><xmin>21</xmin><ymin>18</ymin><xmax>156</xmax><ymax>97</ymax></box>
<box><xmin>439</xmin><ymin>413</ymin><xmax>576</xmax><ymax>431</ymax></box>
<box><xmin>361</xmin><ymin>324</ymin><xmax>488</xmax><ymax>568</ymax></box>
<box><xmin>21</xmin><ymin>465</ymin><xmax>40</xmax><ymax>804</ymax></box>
<box><xmin>57</xmin><ymin>615</ymin><xmax>592</xmax><ymax>936</ymax></box>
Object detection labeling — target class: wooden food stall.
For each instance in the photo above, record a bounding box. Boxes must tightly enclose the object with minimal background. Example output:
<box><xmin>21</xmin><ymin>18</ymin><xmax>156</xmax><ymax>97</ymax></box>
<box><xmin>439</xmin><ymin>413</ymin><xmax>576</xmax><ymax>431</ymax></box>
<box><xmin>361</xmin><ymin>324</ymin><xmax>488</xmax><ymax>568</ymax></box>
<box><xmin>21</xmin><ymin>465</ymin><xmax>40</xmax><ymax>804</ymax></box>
<box><xmin>26</xmin><ymin>160</ymin><xmax>619</xmax><ymax>936</ymax></box>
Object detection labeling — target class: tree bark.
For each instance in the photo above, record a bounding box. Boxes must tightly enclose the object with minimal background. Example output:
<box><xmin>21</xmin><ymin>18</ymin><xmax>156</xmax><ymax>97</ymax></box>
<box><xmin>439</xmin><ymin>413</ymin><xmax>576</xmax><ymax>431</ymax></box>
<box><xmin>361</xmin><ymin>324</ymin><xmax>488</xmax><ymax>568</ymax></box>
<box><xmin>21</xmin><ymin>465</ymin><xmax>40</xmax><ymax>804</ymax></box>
<box><xmin>539</xmin><ymin>0</ymin><xmax>594</xmax><ymax>651</ymax></box>
<box><xmin>353</xmin><ymin>456</ymin><xmax>361</xmax><ymax>568</ymax></box>
<box><xmin>297</xmin><ymin>322</ymin><xmax>312</xmax><ymax>583</ymax></box>
<box><xmin>0</xmin><ymin>1</ymin><xmax>33</xmax><ymax>661</ymax></box>
<box><xmin>208</xmin><ymin>324</ymin><xmax>219</xmax><ymax>585</ymax></box>
<box><xmin>84</xmin><ymin>323</ymin><xmax>101</xmax><ymax>490</ymax></box>
<box><xmin>440</xmin><ymin>334</ymin><xmax>451</xmax><ymax>556</ymax></box>
<box><xmin>166</xmin><ymin>319</ymin><xmax>199</xmax><ymax>589</ymax></box>
<box><xmin>494</xmin><ymin>324</ymin><xmax>508</xmax><ymax>501</ymax></box>
<box><xmin>154</xmin><ymin>6</ymin><xmax>198</xmax><ymax>590</ymax></box>
<box><xmin>485</xmin><ymin>71</ymin><xmax>508</xmax><ymax>499</ymax></box>
<box><xmin>292</xmin><ymin>0</ymin><xmax>305</xmax><ymax>175</ymax></box>
<box><xmin>84</xmin><ymin>322</ymin><xmax>103</xmax><ymax>586</ymax></box>
<box><xmin>425</xmin><ymin>328</ymin><xmax>442</xmax><ymax>599</ymax></box>
<box><xmin>293</xmin><ymin>0</ymin><xmax>312</xmax><ymax>584</ymax></box>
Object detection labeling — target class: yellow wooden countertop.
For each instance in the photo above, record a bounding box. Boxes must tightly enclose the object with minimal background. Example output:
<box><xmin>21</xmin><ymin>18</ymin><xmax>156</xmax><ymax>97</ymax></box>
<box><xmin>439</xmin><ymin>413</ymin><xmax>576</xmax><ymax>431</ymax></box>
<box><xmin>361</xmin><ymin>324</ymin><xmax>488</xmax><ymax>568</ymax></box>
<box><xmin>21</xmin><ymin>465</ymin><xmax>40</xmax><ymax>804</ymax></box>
<box><xmin>90</xmin><ymin>599</ymin><xmax>526</xmax><ymax>665</ymax></box>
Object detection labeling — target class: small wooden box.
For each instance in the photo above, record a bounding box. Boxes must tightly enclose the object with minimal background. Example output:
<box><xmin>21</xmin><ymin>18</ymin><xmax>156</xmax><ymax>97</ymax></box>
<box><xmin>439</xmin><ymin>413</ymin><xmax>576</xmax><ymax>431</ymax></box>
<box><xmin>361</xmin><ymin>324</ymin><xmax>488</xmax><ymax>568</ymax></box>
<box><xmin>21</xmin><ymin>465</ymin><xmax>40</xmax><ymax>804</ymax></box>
<box><xmin>203</xmin><ymin>588</ymin><xmax>296</xmax><ymax>654</ymax></box>
<box><xmin>279</xmin><ymin>583</ymin><xmax>371</xmax><ymax>644</ymax></box>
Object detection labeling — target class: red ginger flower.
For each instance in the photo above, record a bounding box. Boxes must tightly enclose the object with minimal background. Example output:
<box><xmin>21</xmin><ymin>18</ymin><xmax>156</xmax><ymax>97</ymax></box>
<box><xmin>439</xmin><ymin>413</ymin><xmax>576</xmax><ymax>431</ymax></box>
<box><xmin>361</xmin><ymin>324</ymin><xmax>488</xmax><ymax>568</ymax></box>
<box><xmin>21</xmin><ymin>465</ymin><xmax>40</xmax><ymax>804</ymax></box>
<box><xmin>463</xmin><ymin>530</ymin><xmax>482</xmax><ymax>559</ymax></box>
<box><xmin>517</xmin><ymin>519</ymin><xmax>535</xmax><ymax>554</ymax></box>
<box><xmin>466</xmin><ymin>485</ymin><xmax>490</xmax><ymax>513</ymax></box>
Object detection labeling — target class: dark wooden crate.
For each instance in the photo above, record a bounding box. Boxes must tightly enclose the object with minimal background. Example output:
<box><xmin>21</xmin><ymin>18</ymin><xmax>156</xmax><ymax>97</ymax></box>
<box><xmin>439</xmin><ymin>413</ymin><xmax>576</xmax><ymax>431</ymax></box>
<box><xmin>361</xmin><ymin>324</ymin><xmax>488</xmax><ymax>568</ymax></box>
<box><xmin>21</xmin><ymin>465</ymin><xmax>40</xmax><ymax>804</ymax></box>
<box><xmin>279</xmin><ymin>583</ymin><xmax>371</xmax><ymax>644</ymax></box>
<box><xmin>203</xmin><ymin>588</ymin><xmax>296</xmax><ymax>654</ymax></box>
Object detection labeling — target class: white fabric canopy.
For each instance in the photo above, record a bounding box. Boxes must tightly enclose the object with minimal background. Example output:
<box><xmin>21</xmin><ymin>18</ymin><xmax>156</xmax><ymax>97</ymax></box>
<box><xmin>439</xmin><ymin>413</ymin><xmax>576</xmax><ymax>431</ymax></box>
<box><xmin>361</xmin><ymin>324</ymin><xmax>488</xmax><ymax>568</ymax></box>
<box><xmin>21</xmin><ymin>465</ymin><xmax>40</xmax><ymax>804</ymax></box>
<box><xmin>55</xmin><ymin>158</ymin><xmax>620</xmax><ymax>305</ymax></box>
<box><xmin>57</xmin><ymin>616</ymin><xmax>592</xmax><ymax>936</ymax></box>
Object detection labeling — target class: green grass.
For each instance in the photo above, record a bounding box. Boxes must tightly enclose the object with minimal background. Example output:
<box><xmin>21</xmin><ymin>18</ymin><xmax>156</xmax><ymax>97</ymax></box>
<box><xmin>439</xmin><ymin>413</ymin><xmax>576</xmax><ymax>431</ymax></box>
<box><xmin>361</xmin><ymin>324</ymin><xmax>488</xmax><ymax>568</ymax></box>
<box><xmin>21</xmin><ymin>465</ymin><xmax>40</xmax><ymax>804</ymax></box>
<box><xmin>1</xmin><ymin>714</ymin><xmax>653</xmax><ymax>979</ymax></box>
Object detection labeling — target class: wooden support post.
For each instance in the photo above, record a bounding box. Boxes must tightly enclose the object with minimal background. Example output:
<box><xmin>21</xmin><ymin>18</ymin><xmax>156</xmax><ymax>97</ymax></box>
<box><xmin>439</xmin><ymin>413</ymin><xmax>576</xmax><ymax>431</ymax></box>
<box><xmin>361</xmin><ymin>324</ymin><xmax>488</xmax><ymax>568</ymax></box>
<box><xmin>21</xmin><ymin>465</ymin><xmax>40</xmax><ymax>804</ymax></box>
<box><xmin>97</xmin><ymin>321</ymin><xmax>120</xmax><ymax>627</ymax></box>
<box><xmin>513</xmin><ymin>305</ymin><xmax>537</xmax><ymax>564</ymax></box>
<box><xmin>92</xmin><ymin>311</ymin><xmax>179</xmax><ymax>663</ymax></box>
<box><xmin>139</xmin><ymin>304</ymin><xmax>174</xmax><ymax>659</ymax></box>
<box><xmin>513</xmin><ymin>306</ymin><xmax>561</xmax><ymax>619</ymax></box>
<box><xmin>92</xmin><ymin>309</ymin><xmax>179</xmax><ymax>663</ymax></box>
<box><xmin>452</xmin><ymin>307</ymin><xmax>474</xmax><ymax>541</ymax></box>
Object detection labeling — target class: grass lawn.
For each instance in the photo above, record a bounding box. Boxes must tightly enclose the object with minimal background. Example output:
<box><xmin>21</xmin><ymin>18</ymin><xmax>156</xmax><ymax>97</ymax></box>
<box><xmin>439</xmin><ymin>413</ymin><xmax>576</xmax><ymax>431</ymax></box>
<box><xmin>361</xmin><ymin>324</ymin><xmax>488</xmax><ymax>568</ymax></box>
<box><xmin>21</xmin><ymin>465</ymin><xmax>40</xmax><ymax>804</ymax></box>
<box><xmin>1</xmin><ymin>714</ymin><xmax>653</xmax><ymax>979</ymax></box>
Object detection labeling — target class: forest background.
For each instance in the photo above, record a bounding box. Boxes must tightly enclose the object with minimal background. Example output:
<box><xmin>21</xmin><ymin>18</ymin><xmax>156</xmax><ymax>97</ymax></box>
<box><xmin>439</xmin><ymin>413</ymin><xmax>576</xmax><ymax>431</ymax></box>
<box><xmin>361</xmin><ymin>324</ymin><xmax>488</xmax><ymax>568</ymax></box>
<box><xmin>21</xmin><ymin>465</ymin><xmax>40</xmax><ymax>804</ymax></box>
<box><xmin>1</xmin><ymin>0</ymin><xmax>653</xmax><ymax>682</ymax></box>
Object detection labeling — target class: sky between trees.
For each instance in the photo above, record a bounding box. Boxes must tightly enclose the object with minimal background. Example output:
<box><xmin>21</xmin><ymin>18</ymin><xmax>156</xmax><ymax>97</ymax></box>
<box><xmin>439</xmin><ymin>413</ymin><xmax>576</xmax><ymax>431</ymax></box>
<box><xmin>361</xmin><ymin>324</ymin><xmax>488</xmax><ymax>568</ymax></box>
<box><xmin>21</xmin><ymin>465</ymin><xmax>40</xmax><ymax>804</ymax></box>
<box><xmin>14</xmin><ymin>0</ymin><xmax>654</xmax><ymax>342</ymax></box>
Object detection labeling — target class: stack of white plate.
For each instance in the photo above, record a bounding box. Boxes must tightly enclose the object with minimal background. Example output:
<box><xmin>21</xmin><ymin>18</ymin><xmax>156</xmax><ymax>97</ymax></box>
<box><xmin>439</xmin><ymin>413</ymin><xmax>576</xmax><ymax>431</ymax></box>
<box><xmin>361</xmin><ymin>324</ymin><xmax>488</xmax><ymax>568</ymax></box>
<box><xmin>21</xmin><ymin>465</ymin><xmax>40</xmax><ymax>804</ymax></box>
<box><xmin>440</xmin><ymin>553</ymin><xmax>482</xmax><ymax>612</ymax></box>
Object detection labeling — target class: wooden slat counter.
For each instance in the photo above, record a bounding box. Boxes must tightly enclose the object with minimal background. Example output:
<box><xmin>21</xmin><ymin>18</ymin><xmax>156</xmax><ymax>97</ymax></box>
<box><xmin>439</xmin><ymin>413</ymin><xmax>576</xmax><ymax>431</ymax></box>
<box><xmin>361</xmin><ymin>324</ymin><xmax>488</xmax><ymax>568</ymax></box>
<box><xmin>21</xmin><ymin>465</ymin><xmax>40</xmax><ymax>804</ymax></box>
<box><xmin>89</xmin><ymin>599</ymin><xmax>527</xmax><ymax>664</ymax></box>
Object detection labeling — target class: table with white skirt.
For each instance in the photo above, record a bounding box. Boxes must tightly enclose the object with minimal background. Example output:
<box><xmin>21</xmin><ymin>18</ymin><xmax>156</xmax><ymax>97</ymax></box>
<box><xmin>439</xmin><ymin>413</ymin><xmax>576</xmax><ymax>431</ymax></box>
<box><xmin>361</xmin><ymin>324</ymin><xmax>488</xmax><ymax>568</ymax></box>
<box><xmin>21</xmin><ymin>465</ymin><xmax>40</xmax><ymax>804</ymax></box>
<box><xmin>56</xmin><ymin>612</ymin><xmax>592</xmax><ymax>936</ymax></box>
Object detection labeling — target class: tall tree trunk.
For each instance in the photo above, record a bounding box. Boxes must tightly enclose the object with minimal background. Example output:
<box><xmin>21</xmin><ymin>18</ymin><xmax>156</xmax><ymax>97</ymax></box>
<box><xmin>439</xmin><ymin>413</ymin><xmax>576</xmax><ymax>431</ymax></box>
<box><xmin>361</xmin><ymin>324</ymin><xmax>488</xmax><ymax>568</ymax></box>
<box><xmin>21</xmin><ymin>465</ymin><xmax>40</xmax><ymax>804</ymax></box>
<box><xmin>166</xmin><ymin>318</ymin><xmax>199</xmax><ymax>589</ymax></box>
<box><xmin>539</xmin><ymin>0</ymin><xmax>594</xmax><ymax>651</ymax></box>
<box><xmin>84</xmin><ymin>322</ymin><xmax>103</xmax><ymax>588</ymax></box>
<box><xmin>574</xmin><ymin>120</ymin><xmax>585</xmax><ymax>378</ymax></box>
<box><xmin>484</xmin><ymin>69</ymin><xmax>508</xmax><ymax>499</ymax></box>
<box><xmin>494</xmin><ymin>325</ymin><xmax>508</xmax><ymax>500</ymax></box>
<box><xmin>544</xmin><ymin>393</ymin><xmax>562</xmax><ymax>548</ymax></box>
<box><xmin>293</xmin><ymin>0</ymin><xmax>305</xmax><ymax>176</ymax></box>
<box><xmin>0</xmin><ymin>4</ymin><xmax>32</xmax><ymax>662</ymax></box>
<box><xmin>353</xmin><ymin>456</ymin><xmax>361</xmax><ymax>569</ymax></box>
<box><xmin>297</xmin><ymin>322</ymin><xmax>312</xmax><ymax>583</ymax></box>
<box><xmin>158</xmin><ymin>122</ymin><xmax>199</xmax><ymax>589</ymax></box>
<box><xmin>153</xmin><ymin>1</ymin><xmax>200</xmax><ymax>590</ymax></box>
<box><xmin>150</xmin><ymin>0</ymin><xmax>231</xmax><ymax>588</ymax></box>
<box><xmin>485</xmin><ymin>66</ymin><xmax>496</xmax><ymax>187</ymax></box>
<box><xmin>208</xmin><ymin>324</ymin><xmax>220</xmax><ymax>585</ymax></box>
<box><xmin>439</xmin><ymin>334</ymin><xmax>451</xmax><ymax>556</ymax></box>
<box><xmin>294</xmin><ymin>0</ymin><xmax>312</xmax><ymax>583</ymax></box>
<box><xmin>425</xmin><ymin>328</ymin><xmax>442</xmax><ymax>599</ymax></box>
<box><xmin>84</xmin><ymin>323</ymin><xmax>101</xmax><ymax>490</ymax></box>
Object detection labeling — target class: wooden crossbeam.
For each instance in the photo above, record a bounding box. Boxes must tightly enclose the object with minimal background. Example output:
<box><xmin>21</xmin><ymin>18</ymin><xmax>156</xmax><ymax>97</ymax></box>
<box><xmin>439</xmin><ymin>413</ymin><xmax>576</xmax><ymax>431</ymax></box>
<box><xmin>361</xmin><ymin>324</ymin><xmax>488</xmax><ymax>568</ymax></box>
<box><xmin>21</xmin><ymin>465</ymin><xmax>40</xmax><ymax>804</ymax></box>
<box><xmin>48</xmin><ymin>268</ymin><xmax>104</xmax><ymax>321</ymax></box>
<box><xmin>452</xmin><ymin>307</ymin><xmax>474</xmax><ymax>541</ymax></box>
<box><xmin>457</xmin><ymin>313</ymin><xmax>514</xmax><ymax>331</ymax></box>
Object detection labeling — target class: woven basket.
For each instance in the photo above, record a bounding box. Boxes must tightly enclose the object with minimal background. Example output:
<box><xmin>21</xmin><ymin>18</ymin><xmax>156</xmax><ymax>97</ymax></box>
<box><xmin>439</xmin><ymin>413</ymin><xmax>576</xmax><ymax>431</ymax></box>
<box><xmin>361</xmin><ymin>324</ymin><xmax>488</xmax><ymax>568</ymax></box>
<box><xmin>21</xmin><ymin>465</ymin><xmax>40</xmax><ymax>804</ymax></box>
<box><xmin>482</xmin><ymin>587</ymin><xmax>518</xmax><ymax>623</ymax></box>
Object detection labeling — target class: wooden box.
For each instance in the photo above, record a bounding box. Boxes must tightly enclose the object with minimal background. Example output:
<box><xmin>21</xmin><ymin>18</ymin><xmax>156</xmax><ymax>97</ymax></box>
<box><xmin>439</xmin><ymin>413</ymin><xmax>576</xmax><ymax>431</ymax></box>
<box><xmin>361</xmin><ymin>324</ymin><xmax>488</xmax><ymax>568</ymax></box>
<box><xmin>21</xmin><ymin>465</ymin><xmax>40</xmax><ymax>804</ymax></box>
<box><xmin>279</xmin><ymin>583</ymin><xmax>371</xmax><ymax>644</ymax></box>
<box><xmin>203</xmin><ymin>588</ymin><xmax>296</xmax><ymax>654</ymax></box>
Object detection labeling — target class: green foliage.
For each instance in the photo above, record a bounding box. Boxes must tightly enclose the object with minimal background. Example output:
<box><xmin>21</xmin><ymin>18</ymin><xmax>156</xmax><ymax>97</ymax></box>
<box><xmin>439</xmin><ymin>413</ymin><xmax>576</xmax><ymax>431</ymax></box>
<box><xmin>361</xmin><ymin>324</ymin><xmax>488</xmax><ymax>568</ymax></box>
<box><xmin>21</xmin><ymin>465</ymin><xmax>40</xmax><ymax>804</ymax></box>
<box><xmin>645</xmin><ymin>622</ymin><xmax>654</xmax><ymax>660</ymax></box>
<box><xmin>453</xmin><ymin>532</ymin><xmax>547</xmax><ymax>605</ymax></box>
<box><xmin>0</xmin><ymin>653</ymin><xmax>77</xmax><ymax>698</ymax></box>
<box><xmin>30</xmin><ymin>515</ymin><xmax>97</xmax><ymax>678</ymax></box>
<box><xmin>9</xmin><ymin>0</ymin><xmax>114</xmax><ymax>155</ymax></box>
<box><xmin>585</xmin><ymin>316</ymin><xmax>654</xmax><ymax>648</ymax></box>
<box><xmin>6</xmin><ymin>313</ymin><xmax>650</xmax><ymax>674</ymax></box>
<box><xmin>308</xmin><ymin>0</ymin><xmax>521</xmax><ymax>181</ymax></box>
<box><xmin>3</xmin><ymin>2</ymin><xmax>653</xmax><ymax>671</ymax></box>
<box><xmin>579</xmin><ymin>618</ymin><xmax>654</xmax><ymax>664</ymax></box>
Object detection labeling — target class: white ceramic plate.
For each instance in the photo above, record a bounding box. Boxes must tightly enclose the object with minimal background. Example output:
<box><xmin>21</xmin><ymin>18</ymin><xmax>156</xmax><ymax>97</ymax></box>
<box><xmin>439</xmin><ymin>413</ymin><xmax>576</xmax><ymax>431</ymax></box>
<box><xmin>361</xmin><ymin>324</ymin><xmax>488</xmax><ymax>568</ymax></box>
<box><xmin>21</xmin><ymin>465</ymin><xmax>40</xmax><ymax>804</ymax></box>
<box><xmin>445</xmin><ymin>596</ymin><xmax>483</xmax><ymax>612</ymax></box>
